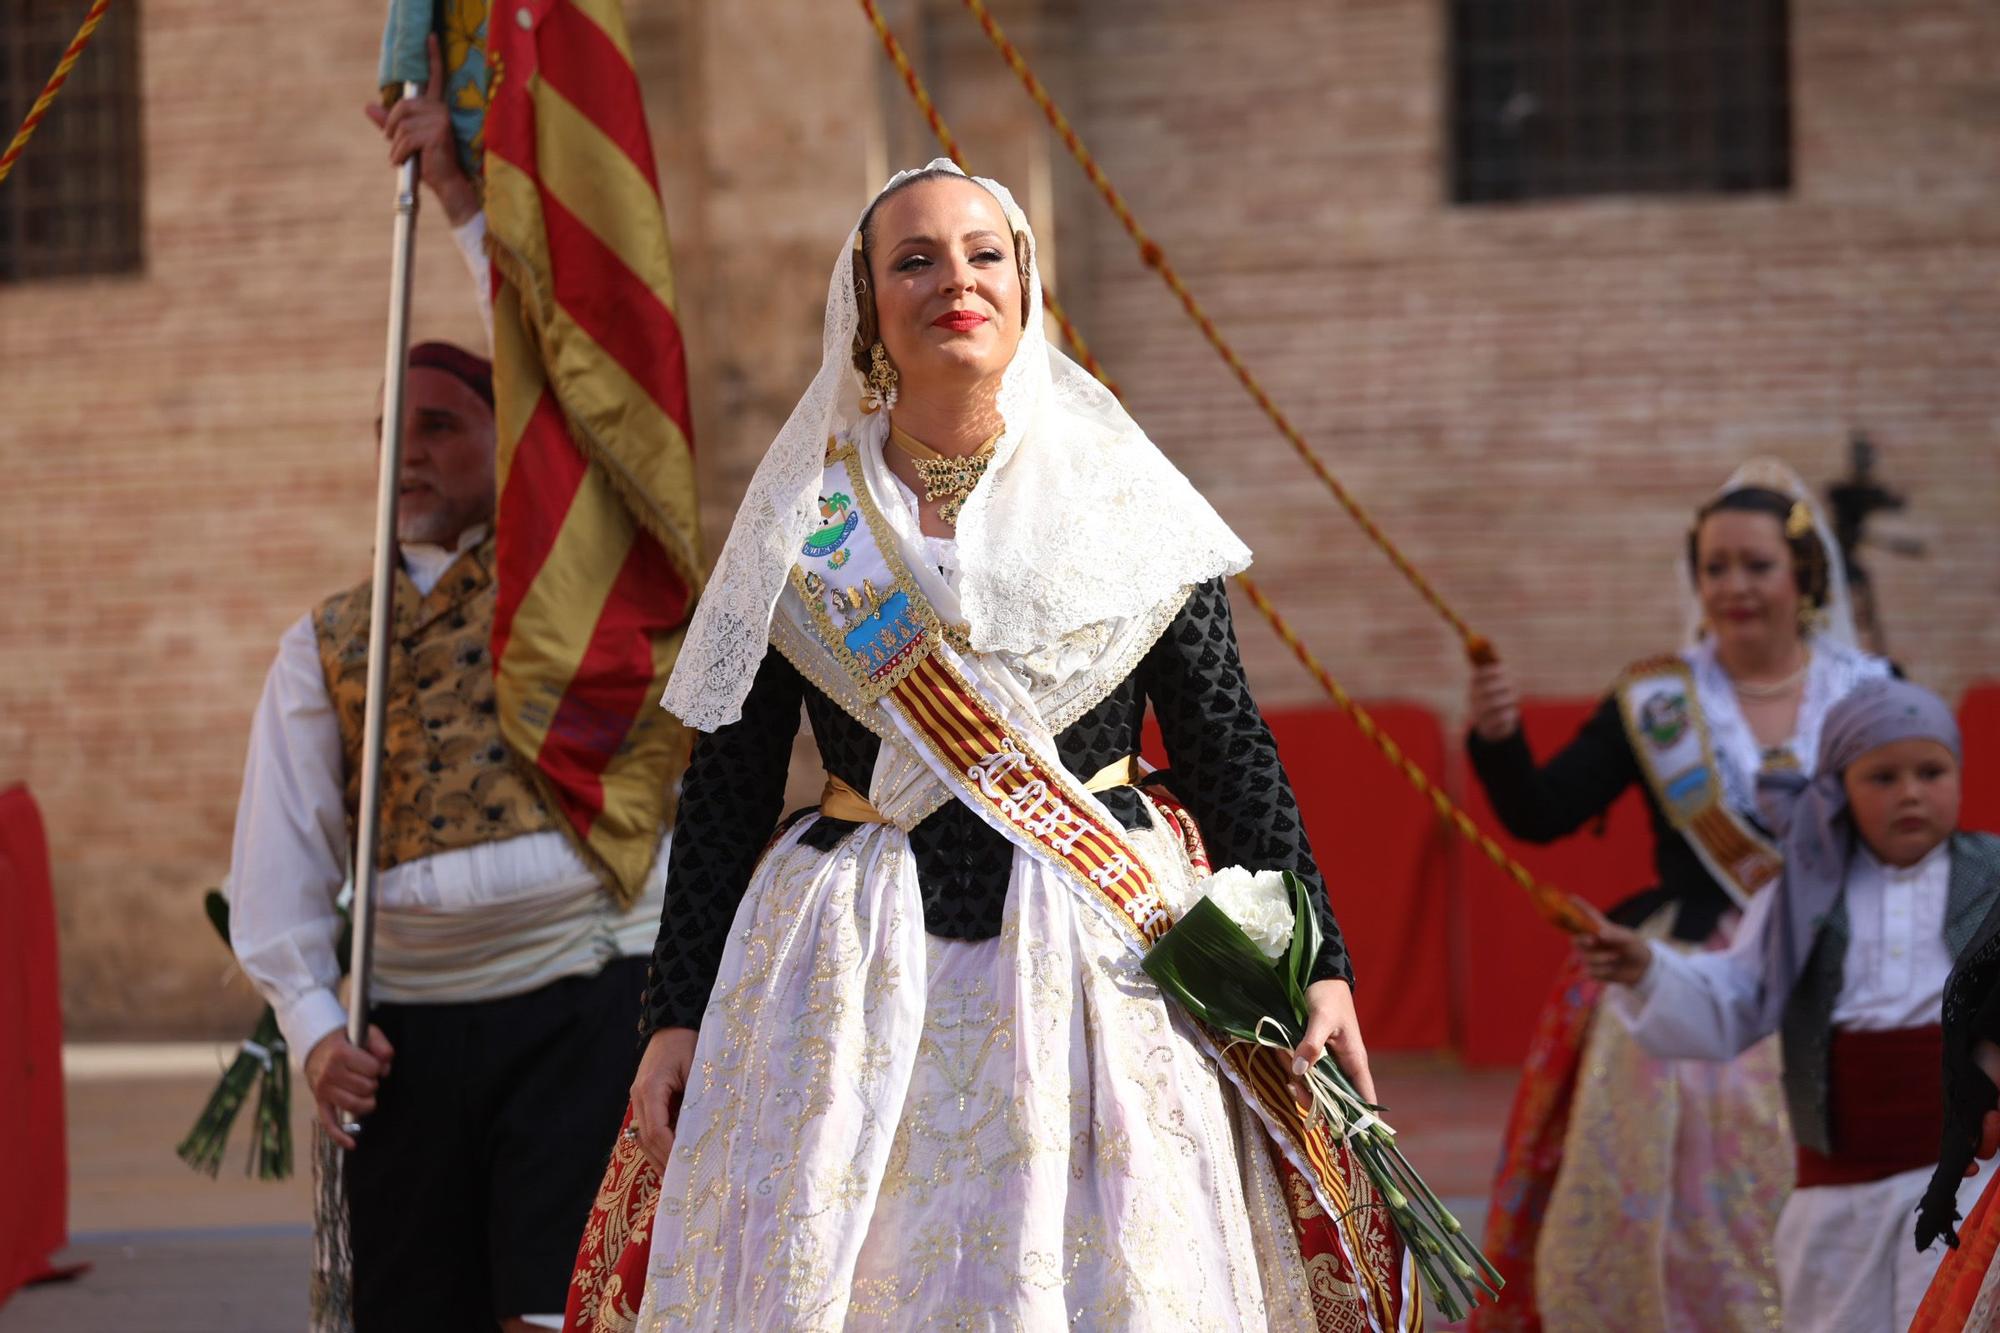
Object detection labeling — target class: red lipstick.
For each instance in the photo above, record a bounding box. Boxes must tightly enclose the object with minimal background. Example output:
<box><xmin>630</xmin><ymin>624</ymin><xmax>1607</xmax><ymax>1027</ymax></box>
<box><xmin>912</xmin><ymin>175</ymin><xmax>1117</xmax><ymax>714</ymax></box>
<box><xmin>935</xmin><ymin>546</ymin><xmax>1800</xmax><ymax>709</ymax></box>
<box><xmin>933</xmin><ymin>310</ymin><xmax>988</xmax><ymax>332</ymax></box>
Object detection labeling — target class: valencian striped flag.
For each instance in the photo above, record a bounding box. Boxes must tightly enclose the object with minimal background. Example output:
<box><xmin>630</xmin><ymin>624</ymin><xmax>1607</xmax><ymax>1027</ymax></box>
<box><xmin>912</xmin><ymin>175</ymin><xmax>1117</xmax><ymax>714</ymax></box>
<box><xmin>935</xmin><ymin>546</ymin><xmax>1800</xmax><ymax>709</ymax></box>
<box><xmin>381</xmin><ymin>0</ymin><xmax>704</xmax><ymax>909</ymax></box>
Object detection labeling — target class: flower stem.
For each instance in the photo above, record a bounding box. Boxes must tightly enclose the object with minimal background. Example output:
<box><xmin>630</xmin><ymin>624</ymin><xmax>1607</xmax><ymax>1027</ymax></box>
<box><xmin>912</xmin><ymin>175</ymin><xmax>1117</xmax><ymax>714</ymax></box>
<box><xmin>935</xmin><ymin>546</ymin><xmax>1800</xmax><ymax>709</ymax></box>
<box><xmin>1303</xmin><ymin>1054</ymin><xmax>1501</xmax><ymax>1316</ymax></box>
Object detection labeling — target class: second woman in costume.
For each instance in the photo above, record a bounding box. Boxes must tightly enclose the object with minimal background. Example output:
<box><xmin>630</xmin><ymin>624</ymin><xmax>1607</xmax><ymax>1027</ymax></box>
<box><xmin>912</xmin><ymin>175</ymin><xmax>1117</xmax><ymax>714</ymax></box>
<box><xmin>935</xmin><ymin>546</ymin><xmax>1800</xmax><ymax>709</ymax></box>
<box><xmin>1463</xmin><ymin>462</ymin><xmax>1891</xmax><ymax>1332</ymax></box>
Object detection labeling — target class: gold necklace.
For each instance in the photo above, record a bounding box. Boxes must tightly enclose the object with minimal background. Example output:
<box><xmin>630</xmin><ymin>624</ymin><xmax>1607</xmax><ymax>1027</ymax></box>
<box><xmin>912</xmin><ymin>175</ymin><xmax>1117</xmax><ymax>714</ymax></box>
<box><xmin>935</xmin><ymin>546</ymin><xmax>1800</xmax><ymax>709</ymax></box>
<box><xmin>887</xmin><ymin>422</ymin><xmax>997</xmax><ymax>527</ymax></box>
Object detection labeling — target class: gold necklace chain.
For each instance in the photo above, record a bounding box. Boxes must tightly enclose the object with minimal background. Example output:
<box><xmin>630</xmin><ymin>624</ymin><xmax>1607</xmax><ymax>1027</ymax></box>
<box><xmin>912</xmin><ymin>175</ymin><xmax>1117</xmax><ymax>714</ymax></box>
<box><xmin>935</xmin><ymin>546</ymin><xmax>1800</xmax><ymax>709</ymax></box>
<box><xmin>887</xmin><ymin>422</ymin><xmax>997</xmax><ymax>526</ymax></box>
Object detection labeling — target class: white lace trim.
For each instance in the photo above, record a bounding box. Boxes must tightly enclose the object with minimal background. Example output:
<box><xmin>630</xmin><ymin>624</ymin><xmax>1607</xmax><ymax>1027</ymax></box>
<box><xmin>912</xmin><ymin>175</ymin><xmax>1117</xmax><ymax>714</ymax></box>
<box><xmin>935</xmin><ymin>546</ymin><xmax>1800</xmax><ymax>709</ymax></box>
<box><xmin>1682</xmin><ymin>634</ymin><xmax>1892</xmax><ymax>816</ymax></box>
<box><xmin>882</xmin><ymin>459</ymin><xmax>964</xmax><ymax>582</ymax></box>
<box><xmin>663</xmin><ymin>159</ymin><xmax>1250</xmax><ymax>732</ymax></box>
<box><xmin>768</xmin><ymin>431</ymin><xmax>1195</xmax><ymax>833</ymax></box>
<box><xmin>861</xmin><ymin>428</ymin><xmax>1184</xmax><ymax>738</ymax></box>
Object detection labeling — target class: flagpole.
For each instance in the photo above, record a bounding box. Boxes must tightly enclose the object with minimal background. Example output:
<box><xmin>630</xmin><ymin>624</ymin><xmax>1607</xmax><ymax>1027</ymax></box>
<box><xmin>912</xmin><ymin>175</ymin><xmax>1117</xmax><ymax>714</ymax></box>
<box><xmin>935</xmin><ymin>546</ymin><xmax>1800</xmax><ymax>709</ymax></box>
<box><xmin>341</xmin><ymin>80</ymin><xmax>423</xmax><ymax>1138</ymax></box>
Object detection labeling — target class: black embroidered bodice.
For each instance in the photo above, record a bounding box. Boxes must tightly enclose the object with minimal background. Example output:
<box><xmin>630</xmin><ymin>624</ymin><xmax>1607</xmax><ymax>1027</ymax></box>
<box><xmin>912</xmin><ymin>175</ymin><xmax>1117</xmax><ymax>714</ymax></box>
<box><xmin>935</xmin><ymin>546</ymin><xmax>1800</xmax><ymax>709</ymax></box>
<box><xmin>641</xmin><ymin>578</ymin><xmax>1351</xmax><ymax>1034</ymax></box>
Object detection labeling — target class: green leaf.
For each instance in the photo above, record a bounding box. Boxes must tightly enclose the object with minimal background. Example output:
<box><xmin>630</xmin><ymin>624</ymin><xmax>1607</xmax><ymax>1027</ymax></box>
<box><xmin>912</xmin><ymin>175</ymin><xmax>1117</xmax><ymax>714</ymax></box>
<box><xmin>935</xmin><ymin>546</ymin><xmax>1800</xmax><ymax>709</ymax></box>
<box><xmin>1143</xmin><ymin>897</ymin><xmax>1303</xmax><ymax>1040</ymax></box>
<box><xmin>178</xmin><ymin>1004</ymin><xmax>295</xmax><ymax>1182</ymax></box>
<box><xmin>1283</xmin><ymin>870</ymin><xmax>1320</xmax><ymax>1006</ymax></box>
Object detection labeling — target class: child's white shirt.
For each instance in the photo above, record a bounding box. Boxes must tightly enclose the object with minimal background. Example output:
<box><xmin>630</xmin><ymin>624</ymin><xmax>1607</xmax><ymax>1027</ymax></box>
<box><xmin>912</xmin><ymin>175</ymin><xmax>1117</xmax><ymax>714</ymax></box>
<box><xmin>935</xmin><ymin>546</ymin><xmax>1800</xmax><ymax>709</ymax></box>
<box><xmin>1613</xmin><ymin>838</ymin><xmax>1956</xmax><ymax>1059</ymax></box>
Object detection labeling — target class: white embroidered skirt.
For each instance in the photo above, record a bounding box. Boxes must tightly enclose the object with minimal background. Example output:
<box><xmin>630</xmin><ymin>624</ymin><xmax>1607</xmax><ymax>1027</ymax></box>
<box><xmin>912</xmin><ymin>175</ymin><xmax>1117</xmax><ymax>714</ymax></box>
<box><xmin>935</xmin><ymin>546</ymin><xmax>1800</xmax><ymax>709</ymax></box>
<box><xmin>632</xmin><ymin>810</ymin><xmax>1316</xmax><ymax>1331</ymax></box>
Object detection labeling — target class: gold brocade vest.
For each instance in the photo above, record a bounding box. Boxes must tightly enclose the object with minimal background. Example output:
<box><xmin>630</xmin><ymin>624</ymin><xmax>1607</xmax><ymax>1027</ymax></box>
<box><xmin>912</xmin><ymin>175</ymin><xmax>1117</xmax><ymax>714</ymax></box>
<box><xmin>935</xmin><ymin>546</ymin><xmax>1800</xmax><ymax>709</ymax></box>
<box><xmin>313</xmin><ymin>538</ymin><xmax>561</xmax><ymax>872</ymax></box>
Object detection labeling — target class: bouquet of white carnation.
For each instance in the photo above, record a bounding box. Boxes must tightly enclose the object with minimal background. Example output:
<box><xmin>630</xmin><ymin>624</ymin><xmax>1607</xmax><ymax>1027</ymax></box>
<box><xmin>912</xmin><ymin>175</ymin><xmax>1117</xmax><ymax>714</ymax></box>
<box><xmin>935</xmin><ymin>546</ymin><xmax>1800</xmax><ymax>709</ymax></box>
<box><xmin>1141</xmin><ymin>866</ymin><xmax>1502</xmax><ymax>1321</ymax></box>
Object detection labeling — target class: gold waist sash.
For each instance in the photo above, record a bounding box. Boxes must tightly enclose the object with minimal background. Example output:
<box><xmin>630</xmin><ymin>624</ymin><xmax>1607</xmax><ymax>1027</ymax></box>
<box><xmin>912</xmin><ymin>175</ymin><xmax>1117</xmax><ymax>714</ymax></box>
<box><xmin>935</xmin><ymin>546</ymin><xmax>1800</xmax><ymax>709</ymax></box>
<box><xmin>820</xmin><ymin>754</ymin><xmax>1142</xmax><ymax>824</ymax></box>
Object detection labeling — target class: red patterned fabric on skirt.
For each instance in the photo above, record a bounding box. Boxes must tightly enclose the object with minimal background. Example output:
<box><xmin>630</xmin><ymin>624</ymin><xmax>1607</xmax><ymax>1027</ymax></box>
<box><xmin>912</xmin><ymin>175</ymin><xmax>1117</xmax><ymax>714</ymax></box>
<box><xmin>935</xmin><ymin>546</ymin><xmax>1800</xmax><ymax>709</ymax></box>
<box><xmin>1470</xmin><ymin>923</ymin><xmax>1788</xmax><ymax>1333</ymax></box>
<box><xmin>1154</xmin><ymin>781</ymin><xmax>1418</xmax><ymax>1331</ymax></box>
<box><xmin>1271</xmin><ymin>1145</ymin><xmax>1423</xmax><ymax>1332</ymax></box>
<box><xmin>566</xmin><ymin>781</ymin><xmax>1415</xmax><ymax>1332</ymax></box>
<box><xmin>563</xmin><ymin>1105</ymin><xmax>660</xmax><ymax>1333</ymax></box>
<box><xmin>1467</xmin><ymin>954</ymin><xmax>1600</xmax><ymax>1333</ymax></box>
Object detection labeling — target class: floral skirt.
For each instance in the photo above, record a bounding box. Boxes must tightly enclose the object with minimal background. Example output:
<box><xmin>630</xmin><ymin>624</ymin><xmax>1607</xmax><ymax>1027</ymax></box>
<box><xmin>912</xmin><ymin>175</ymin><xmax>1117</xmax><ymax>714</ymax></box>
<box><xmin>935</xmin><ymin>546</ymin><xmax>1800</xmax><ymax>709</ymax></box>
<box><xmin>1473</xmin><ymin>918</ymin><xmax>1789</xmax><ymax>1332</ymax></box>
<box><xmin>1532</xmin><ymin>990</ymin><xmax>1788</xmax><ymax>1331</ymax></box>
<box><xmin>623</xmin><ymin>809</ymin><xmax>1332</xmax><ymax>1331</ymax></box>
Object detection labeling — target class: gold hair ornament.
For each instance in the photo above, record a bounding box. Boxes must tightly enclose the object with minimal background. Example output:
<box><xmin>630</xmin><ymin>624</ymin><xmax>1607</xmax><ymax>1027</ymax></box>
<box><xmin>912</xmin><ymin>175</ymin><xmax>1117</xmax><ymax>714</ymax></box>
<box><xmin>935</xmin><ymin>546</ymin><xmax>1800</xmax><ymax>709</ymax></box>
<box><xmin>1785</xmin><ymin>499</ymin><xmax>1813</xmax><ymax>540</ymax></box>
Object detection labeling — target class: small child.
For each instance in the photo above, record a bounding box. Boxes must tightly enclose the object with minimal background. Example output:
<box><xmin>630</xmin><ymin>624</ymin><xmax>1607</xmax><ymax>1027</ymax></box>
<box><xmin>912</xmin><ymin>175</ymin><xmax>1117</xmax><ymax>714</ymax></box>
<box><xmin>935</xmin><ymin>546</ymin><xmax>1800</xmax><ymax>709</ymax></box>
<box><xmin>1577</xmin><ymin>677</ymin><xmax>2000</xmax><ymax>1333</ymax></box>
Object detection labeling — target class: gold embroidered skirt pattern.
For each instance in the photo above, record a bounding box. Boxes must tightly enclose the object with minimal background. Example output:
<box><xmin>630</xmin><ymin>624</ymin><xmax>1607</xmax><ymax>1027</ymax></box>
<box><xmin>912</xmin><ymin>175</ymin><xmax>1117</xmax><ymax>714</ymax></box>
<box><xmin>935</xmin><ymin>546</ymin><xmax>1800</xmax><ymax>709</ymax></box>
<box><xmin>632</xmin><ymin>814</ymin><xmax>1319</xmax><ymax>1330</ymax></box>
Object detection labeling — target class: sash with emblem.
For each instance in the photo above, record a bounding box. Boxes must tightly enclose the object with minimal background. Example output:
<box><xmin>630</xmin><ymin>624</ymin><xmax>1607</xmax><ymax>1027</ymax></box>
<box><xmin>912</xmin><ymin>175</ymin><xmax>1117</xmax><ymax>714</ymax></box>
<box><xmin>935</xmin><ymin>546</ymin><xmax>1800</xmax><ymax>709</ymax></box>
<box><xmin>1615</xmin><ymin>655</ymin><xmax>1783</xmax><ymax>906</ymax></box>
<box><xmin>772</xmin><ymin>436</ymin><xmax>1420</xmax><ymax>1333</ymax></box>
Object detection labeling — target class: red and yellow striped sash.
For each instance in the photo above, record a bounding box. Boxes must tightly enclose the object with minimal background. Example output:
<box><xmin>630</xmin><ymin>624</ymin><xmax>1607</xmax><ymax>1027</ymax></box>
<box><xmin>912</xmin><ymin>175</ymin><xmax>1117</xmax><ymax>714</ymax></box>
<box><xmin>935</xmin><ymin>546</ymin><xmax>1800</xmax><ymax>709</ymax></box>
<box><xmin>882</xmin><ymin>645</ymin><xmax>1417</xmax><ymax>1333</ymax></box>
<box><xmin>891</xmin><ymin>652</ymin><xmax>1171</xmax><ymax>945</ymax></box>
<box><xmin>1615</xmin><ymin>655</ymin><xmax>1782</xmax><ymax>904</ymax></box>
<box><xmin>786</xmin><ymin>441</ymin><xmax>1417</xmax><ymax>1331</ymax></box>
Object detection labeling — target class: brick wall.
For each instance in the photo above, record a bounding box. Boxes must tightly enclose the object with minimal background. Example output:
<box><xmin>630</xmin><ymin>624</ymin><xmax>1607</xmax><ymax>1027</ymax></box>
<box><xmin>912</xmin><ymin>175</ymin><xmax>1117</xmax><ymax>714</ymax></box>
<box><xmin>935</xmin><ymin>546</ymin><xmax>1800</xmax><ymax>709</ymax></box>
<box><xmin>0</xmin><ymin>0</ymin><xmax>875</xmax><ymax>1036</ymax></box>
<box><xmin>2</xmin><ymin>0</ymin><xmax>1994</xmax><ymax>1035</ymax></box>
<box><xmin>1038</xmin><ymin>0</ymin><xmax>2000</xmax><ymax>713</ymax></box>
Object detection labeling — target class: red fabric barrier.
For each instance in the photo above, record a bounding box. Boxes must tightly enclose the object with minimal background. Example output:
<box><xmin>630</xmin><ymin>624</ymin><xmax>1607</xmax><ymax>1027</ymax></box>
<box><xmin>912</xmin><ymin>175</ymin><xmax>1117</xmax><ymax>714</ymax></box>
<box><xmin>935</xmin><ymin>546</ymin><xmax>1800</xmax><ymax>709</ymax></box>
<box><xmin>1143</xmin><ymin>703</ymin><xmax>1454</xmax><ymax>1051</ymax></box>
<box><xmin>0</xmin><ymin>785</ymin><xmax>71</xmax><ymax>1307</ymax></box>
<box><xmin>1453</xmin><ymin>701</ymin><xmax>1654</xmax><ymax>1067</ymax></box>
<box><xmin>1959</xmin><ymin>682</ymin><xmax>2000</xmax><ymax>835</ymax></box>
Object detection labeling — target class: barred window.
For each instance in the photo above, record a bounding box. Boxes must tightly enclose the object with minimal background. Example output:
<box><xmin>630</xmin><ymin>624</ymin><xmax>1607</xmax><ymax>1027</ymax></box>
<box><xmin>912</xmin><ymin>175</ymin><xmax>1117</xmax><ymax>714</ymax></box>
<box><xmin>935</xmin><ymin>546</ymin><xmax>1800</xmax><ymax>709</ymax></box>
<box><xmin>0</xmin><ymin>0</ymin><xmax>143</xmax><ymax>282</ymax></box>
<box><xmin>1449</xmin><ymin>0</ymin><xmax>1791</xmax><ymax>205</ymax></box>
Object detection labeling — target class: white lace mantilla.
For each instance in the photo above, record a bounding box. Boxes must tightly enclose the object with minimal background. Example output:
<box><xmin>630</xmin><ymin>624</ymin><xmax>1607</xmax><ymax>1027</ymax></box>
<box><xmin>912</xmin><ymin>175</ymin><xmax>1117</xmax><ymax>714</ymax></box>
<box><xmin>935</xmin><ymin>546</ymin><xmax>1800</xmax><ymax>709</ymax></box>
<box><xmin>772</xmin><ymin>433</ymin><xmax>1191</xmax><ymax>837</ymax></box>
<box><xmin>1677</xmin><ymin>457</ymin><xmax>1862</xmax><ymax>653</ymax></box>
<box><xmin>1683</xmin><ymin>634</ymin><xmax>1892</xmax><ymax>817</ymax></box>
<box><xmin>662</xmin><ymin>159</ymin><xmax>1250</xmax><ymax>732</ymax></box>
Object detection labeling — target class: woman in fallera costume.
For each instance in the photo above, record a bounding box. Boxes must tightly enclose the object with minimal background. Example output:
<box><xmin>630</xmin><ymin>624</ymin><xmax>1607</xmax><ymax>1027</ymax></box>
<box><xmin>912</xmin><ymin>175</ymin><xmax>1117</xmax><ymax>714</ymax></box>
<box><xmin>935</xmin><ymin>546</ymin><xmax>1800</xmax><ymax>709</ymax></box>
<box><xmin>570</xmin><ymin>162</ymin><xmax>1419</xmax><ymax>1330</ymax></box>
<box><xmin>1462</xmin><ymin>463</ymin><xmax>1892</xmax><ymax>1332</ymax></box>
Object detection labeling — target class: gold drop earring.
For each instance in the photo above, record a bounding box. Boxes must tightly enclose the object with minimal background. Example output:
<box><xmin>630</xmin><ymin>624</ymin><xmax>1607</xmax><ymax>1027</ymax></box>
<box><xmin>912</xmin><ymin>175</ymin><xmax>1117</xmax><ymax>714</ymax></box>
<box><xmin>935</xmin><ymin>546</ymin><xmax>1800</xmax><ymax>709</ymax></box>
<box><xmin>861</xmin><ymin>342</ymin><xmax>899</xmax><ymax>414</ymax></box>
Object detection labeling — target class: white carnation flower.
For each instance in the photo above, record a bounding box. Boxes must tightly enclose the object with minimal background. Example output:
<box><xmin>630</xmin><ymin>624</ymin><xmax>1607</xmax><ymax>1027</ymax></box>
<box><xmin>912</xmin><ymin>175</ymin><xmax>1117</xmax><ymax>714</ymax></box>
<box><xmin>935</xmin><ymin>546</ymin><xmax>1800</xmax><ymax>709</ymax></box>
<box><xmin>1195</xmin><ymin>865</ymin><xmax>1296</xmax><ymax>960</ymax></box>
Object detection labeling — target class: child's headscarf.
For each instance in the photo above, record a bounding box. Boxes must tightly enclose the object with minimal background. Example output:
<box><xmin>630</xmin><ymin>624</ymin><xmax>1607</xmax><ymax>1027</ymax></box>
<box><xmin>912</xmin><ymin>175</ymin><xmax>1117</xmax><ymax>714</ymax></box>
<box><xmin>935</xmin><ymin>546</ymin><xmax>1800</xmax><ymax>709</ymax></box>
<box><xmin>1754</xmin><ymin>676</ymin><xmax>1961</xmax><ymax>1031</ymax></box>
